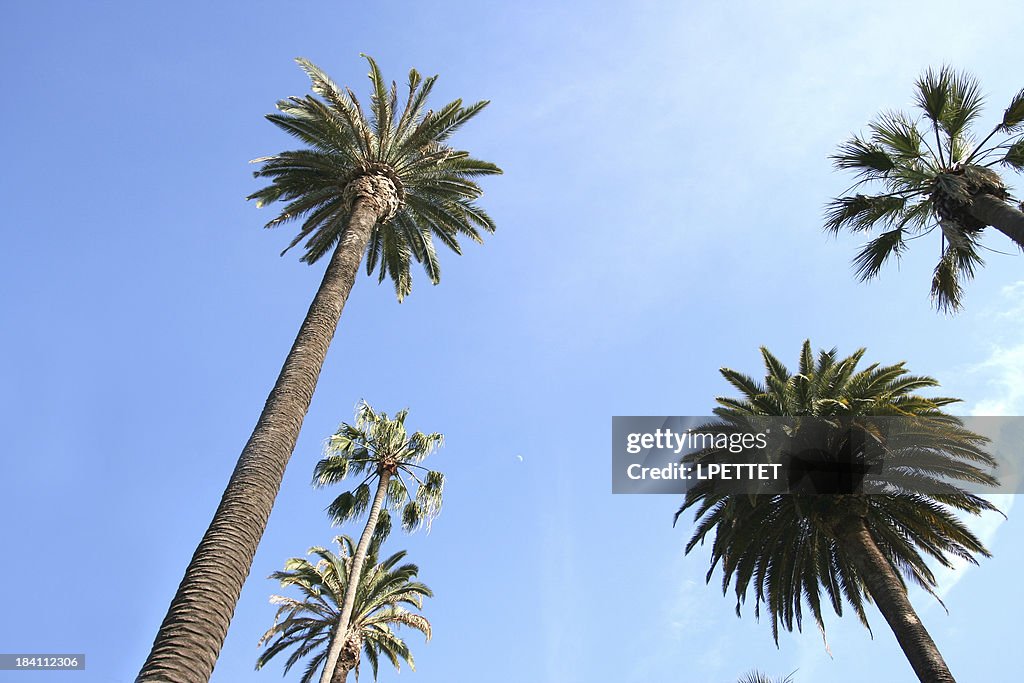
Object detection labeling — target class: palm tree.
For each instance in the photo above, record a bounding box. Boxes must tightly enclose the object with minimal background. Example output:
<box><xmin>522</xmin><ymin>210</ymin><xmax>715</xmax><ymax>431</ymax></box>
<box><xmin>736</xmin><ymin>672</ymin><xmax>794</xmax><ymax>683</ymax></box>
<box><xmin>825</xmin><ymin>66</ymin><xmax>1024</xmax><ymax>311</ymax></box>
<box><xmin>312</xmin><ymin>401</ymin><xmax>444</xmax><ymax>683</ymax></box>
<box><xmin>257</xmin><ymin>536</ymin><xmax>432</xmax><ymax>683</ymax></box>
<box><xmin>138</xmin><ymin>56</ymin><xmax>498</xmax><ymax>683</ymax></box>
<box><xmin>677</xmin><ymin>341</ymin><xmax>999</xmax><ymax>683</ymax></box>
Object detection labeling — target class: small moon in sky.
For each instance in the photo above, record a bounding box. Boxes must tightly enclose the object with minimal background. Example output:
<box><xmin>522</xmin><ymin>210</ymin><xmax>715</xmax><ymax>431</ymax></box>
<box><xmin>515</xmin><ymin>454</ymin><xmax>524</xmax><ymax>462</ymax></box>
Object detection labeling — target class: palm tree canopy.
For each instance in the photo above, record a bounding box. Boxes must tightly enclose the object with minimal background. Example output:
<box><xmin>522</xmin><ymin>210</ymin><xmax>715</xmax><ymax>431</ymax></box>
<box><xmin>313</xmin><ymin>401</ymin><xmax>445</xmax><ymax>535</ymax></box>
<box><xmin>677</xmin><ymin>341</ymin><xmax>999</xmax><ymax>643</ymax></box>
<box><xmin>736</xmin><ymin>671</ymin><xmax>795</xmax><ymax>683</ymax></box>
<box><xmin>826</xmin><ymin>66</ymin><xmax>1024</xmax><ymax>311</ymax></box>
<box><xmin>249</xmin><ymin>55</ymin><xmax>502</xmax><ymax>301</ymax></box>
<box><xmin>257</xmin><ymin>535</ymin><xmax>432</xmax><ymax>683</ymax></box>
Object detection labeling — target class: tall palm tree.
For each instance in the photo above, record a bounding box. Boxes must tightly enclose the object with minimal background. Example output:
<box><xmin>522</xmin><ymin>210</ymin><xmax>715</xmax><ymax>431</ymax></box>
<box><xmin>138</xmin><ymin>56</ymin><xmax>498</xmax><ymax>683</ymax></box>
<box><xmin>312</xmin><ymin>401</ymin><xmax>444</xmax><ymax>683</ymax></box>
<box><xmin>677</xmin><ymin>341</ymin><xmax>999</xmax><ymax>683</ymax></box>
<box><xmin>257</xmin><ymin>536</ymin><xmax>432</xmax><ymax>683</ymax></box>
<box><xmin>825</xmin><ymin>66</ymin><xmax>1024</xmax><ymax>311</ymax></box>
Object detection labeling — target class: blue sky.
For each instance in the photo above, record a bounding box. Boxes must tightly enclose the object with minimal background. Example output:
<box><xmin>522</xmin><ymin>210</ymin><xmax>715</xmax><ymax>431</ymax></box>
<box><xmin>2</xmin><ymin>1</ymin><xmax>1023</xmax><ymax>682</ymax></box>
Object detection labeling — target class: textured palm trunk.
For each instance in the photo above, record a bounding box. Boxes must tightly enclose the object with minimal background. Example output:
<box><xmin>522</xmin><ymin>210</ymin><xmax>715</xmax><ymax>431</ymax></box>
<box><xmin>319</xmin><ymin>469</ymin><xmax>393</xmax><ymax>683</ymax></box>
<box><xmin>330</xmin><ymin>664</ymin><xmax>351</xmax><ymax>683</ymax></box>
<box><xmin>969</xmin><ymin>193</ymin><xmax>1024</xmax><ymax>249</ymax></box>
<box><xmin>837</xmin><ymin>518</ymin><xmax>956</xmax><ymax>683</ymax></box>
<box><xmin>137</xmin><ymin>191</ymin><xmax>387</xmax><ymax>683</ymax></box>
<box><xmin>329</xmin><ymin>634</ymin><xmax>362</xmax><ymax>683</ymax></box>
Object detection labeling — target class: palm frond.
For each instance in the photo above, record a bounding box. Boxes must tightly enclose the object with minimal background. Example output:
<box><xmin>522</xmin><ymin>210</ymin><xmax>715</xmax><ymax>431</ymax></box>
<box><xmin>1001</xmin><ymin>139</ymin><xmax>1024</xmax><ymax>171</ymax></box>
<box><xmin>830</xmin><ymin>136</ymin><xmax>895</xmax><ymax>178</ymax></box>
<box><xmin>851</xmin><ymin>229</ymin><xmax>905</xmax><ymax>280</ymax></box>
<box><xmin>940</xmin><ymin>70</ymin><xmax>984</xmax><ymax>138</ymax></box>
<box><xmin>915</xmin><ymin>66</ymin><xmax>953</xmax><ymax>126</ymax></box>
<box><xmin>326</xmin><ymin>483</ymin><xmax>371</xmax><ymax>525</ymax></box>
<box><xmin>870</xmin><ymin>111</ymin><xmax>923</xmax><ymax>159</ymax></box>
<box><xmin>929</xmin><ymin>244</ymin><xmax>966</xmax><ymax>313</ymax></box>
<box><xmin>824</xmin><ymin>194</ymin><xmax>908</xmax><ymax>234</ymax></box>
<box><xmin>999</xmin><ymin>88</ymin><xmax>1024</xmax><ymax>132</ymax></box>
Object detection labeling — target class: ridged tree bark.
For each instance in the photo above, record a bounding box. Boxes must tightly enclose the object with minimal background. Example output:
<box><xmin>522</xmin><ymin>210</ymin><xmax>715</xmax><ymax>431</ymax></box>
<box><xmin>320</xmin><ymin>468</ymin><xmax>393</xmax><ymax>683</ymax></box>
<box><xmin>969</xmin><ymin>192</ymin><xmax>1024</xmax><ymax>249</ymax></box>
<box><xmin>138</xmin><ymin>177</ymin><xmax>396</xmax><ymax>683</ymax></box>
<box><xmin>328</xmin><ymin>628</ymin><xmax>364</xmax><ymax>683</ymax></box>
<box><xmin>330</xmin><ymin>662</ymin><xmax>352</xmax><ymax>683</ymax></box>
<box><xmin>836</xmin><ymin>517</ymin><xmax>957</xmax><ymax>683</ymax></box>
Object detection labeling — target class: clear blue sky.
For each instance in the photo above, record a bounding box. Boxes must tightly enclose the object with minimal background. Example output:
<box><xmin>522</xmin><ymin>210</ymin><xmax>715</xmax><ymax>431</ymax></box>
<box><xmin>2</xmin><ymin>2</ymin><xmax>1022</xmax><ymax>682</ymax></box>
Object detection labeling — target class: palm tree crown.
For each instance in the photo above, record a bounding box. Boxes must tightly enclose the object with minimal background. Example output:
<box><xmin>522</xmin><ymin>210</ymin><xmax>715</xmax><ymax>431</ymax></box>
<box><xmin>257</xmin><ymin>536</ymin><xmax>432</xmax><ymax>683</ymax></box>
<box><xmin>736</xmin><ymin>672</ymin><xmax>795</xmax><ymax>683</ymax></box>
<box><xmin>249</xmin><ymin>54</ymin><xmax>502</xmax><ymax>300</ymax></box>
<box><xmin>826</xmin><ymin>66</ymin><xmax>1024</xmax><ymax>311</ymax></box>
<box><xmin>677</xmin><ymin>341</ymin><xmax>998</xmax><ymax>655</ymax></box>
<box><xmin>314</xmin><ymin>401</ymin><xmax>445</xmax><ymax>534</ymax></box>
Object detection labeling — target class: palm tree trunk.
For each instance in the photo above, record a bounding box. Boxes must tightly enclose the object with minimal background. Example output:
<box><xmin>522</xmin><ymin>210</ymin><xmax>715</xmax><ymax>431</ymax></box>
<box><xmin>969</xmin><ymin>193</ymin><xmax>1024</xmax><ymax>249</ymax></box>
<box><xmin>837</xmin><ymin>518</ymin><xmax>956</xmax><ymax>683</ymax></box>
<box><xmin>329</xmin><ymin>634</ymin><xmax>362</xmax><ymax>683</ymax></box>
<box><xmin>330</xmin><ymin>663</ymin><xmax>351</xmax><ymax>683</ymax></box>
<box><xmin>137</xmin><ymin>196</ymin><xmax>383</xmax><ymax>683</ymax></box>
<box><xmin>319</xmin><ymin>470</ymin><xmax>393</xmax><ymax>683</ymax></box>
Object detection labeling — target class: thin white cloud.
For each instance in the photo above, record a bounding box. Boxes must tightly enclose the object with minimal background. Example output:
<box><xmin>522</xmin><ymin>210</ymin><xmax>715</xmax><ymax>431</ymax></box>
<box><xmin>930</xmin><ymin>495</ymin><xmax>1012</xmax><ymax>602</ymax></box>
<box><xmin>967</xmin><ymin>285</ymin><xmax>1024</xmax><ymax>415</ymax></box>
<box><xmin>921</xmin><ymin>282</ymin><xmax>1024</xmax><ymax>602</ymax></box>
<box><xmin>991</xmin><ymin>281</ymin><xmax>1024</xmax><ymax>322</ymax></box>
<box><xmin>971</xmin><ymin>369</ymin><xmax>1024</xmax><ymax>420</ymax></box>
